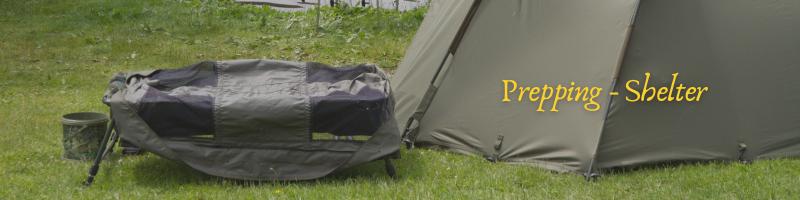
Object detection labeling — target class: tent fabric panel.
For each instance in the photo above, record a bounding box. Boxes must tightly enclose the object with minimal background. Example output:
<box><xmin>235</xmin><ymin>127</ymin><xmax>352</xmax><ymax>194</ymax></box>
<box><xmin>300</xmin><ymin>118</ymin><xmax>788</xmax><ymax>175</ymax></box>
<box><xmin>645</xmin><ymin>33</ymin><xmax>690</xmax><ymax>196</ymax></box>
<box><xmin>391</xmin><ymin>0</ymin><xmax>473</xmax><ymax>133</ymax></box>
<box><xmin>412</xmin><ymin>0</ymin><xmax>638</xmax><ymax>173</ymax></box>
<box><xmin>598</xmin><ymin>0</ymin><xmax>800</xmax><ymax>169</ymax></box>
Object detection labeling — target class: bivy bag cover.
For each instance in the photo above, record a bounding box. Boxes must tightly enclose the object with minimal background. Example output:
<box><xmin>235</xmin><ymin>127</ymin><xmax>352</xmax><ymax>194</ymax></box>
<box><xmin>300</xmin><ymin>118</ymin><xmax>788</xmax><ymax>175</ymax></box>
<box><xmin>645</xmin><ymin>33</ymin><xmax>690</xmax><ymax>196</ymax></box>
<box><xmin>103</xmin><ymin>59</ymin><xmax>401</xmax><ymax>180</ymax></box>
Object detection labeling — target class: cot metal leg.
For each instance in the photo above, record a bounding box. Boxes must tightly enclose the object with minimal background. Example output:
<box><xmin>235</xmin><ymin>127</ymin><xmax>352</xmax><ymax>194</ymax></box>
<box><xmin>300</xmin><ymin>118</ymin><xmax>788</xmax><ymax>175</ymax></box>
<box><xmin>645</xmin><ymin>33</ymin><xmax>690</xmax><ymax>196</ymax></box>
<box><xmin>383</xmin><ymin>151</ymin><xmax>401</xmax><ymax>178</ymax></box>
<box><xmin>84</xmin><ymin>117</ymin><xmax>115</xmax><ymax>186</ymax></box>
<box><xmin>384</xmin><ymin>158</ymin><xmax>396</xmax><ymax>178</ymax></box>
<box><xmin>100</xmin><ymin>96</ymin><xmax>117</xmax><ymax>156</ymax></box>
<box><xmin>102</xmin><ymin>131</ymin><xmax>119</xmax><ymax>158</ymax></box>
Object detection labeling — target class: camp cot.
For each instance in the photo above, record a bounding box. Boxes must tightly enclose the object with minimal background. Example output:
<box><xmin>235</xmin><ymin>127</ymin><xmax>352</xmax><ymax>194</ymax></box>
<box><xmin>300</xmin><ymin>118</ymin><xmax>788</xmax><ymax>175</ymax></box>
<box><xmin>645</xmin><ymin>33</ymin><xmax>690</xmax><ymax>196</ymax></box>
<box><xmin>393</xmin><ymin>0</ymin><xmax>800</xmax><ymax>179</ymax></box>
<box><xmin>95</xmin><ymin>60</ymin><xmax>401</xmax><ymax>182</ymax></box>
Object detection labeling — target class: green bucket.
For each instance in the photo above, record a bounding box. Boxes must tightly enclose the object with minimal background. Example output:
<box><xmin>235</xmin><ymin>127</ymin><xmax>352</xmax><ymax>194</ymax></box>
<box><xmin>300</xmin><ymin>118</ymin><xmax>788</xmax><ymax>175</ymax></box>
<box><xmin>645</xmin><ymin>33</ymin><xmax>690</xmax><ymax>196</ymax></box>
<box><xmin>61</xmin><ymin>112</ymin><xmax>109</xmax><ymax>161</ymax></box>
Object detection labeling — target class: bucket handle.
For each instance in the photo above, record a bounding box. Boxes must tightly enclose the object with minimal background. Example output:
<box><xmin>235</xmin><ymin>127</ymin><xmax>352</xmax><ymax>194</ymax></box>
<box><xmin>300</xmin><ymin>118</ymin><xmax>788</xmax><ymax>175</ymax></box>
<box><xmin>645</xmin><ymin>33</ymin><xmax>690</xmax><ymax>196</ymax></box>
<box><xmin>62</xmin><ymin>125</ymin><xmax>88</xmax><ymax>142</ymax></box>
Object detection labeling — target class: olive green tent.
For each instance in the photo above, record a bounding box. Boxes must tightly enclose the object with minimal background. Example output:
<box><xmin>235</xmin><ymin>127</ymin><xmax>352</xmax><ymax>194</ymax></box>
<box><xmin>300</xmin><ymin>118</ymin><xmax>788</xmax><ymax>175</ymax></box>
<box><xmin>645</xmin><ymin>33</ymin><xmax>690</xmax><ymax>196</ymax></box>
<box><xmin>393</xmin><ymin>0</ymin><xmax>800</xmax><ymax>177</ymax></box>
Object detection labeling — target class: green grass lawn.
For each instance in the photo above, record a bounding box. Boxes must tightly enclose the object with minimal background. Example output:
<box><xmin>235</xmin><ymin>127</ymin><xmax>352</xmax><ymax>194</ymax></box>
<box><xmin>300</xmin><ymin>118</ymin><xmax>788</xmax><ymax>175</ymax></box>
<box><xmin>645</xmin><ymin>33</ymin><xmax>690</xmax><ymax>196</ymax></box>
<box><xmin>2</xmin><ymin>0</ymin><xmax>799</xmax><ymax>199</ymax></box>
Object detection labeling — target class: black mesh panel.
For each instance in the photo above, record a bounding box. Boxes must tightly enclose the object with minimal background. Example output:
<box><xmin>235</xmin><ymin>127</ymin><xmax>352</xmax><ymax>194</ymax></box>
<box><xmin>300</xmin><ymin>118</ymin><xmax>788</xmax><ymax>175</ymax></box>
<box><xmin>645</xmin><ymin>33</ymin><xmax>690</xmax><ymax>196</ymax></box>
<box><xmin>308</xmin><ymin>62</ymin><xmax>389</xmax><ymax>136</ymax></box>
<box><xmin>138</xmin><ymin>88</ymin><xmax>215</xmax><ymax>137</ymax></box>
<box><xmin>137</xmin><ymin>61</ymin><xmax>217</xmax><ymax>137</ymax></box>
<box><xmin>310</xmin><ymin>88</ymin><xmax>387</xmax><ymax>136</ymax></box>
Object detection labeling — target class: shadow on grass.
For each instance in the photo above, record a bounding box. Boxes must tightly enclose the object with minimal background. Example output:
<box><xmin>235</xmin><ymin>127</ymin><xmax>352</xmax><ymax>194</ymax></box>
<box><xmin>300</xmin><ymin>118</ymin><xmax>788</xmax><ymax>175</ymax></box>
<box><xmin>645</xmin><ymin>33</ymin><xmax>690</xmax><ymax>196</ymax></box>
<box><xmin>128</xmin><ymin>153</ymin><xmax>220</xmax><ymax>187</ymax></box>
<box><xmin>600</xmin><ymin>159</ymin><xmax>739</xmax><ymax>175</ymax></box>
<box><xmin>125</xmin><ymin>148</ymin><xmax>430</xmax><ymax>187</ymax></box>
<box><xmin>321</xmin><ymin>148</ymin><xmax>433</xmax><ymax>181</ymax></box>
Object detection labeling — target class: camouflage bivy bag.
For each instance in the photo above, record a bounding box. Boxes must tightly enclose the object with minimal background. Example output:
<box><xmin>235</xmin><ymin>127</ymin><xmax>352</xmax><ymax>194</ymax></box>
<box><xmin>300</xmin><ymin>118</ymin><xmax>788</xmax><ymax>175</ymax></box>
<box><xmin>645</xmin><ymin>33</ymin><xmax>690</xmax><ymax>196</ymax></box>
<box><xmin>103</xmin><ymin>59</ymin><xmax>401</xmax><ymax>180</ymax></box>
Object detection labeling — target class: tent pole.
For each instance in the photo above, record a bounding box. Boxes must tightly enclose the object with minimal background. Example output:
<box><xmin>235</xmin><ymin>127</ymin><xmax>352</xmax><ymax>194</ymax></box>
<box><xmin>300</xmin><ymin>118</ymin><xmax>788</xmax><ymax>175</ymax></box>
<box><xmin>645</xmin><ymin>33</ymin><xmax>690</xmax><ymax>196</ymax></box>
<box><xmin>585</xmin><ymin>0</ymin><xmax>641</xmax><ymax>182</ymax></box>
<box><xmin>431</xmin><ymin>0</ymin><xmax>483</xmax><ymax>84</ymax></box>
<box><xmin>430</xmin><ymin>52</ymin><xmax>451</xmax><ymax>84</ymax></box>
<box><xmin>401</xmin><ymin>0</ymin><xmax>483</xmax><ymax>147</ymax></box>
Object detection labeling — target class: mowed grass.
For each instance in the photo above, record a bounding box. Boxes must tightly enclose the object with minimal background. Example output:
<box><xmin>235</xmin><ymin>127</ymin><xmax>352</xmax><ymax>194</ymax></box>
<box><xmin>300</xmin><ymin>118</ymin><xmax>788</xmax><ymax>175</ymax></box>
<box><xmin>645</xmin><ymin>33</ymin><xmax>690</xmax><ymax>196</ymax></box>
<box><xmin>1</xmin><ymin>0</ymin><xmax>799</xmax><ymax>199</ymax></box>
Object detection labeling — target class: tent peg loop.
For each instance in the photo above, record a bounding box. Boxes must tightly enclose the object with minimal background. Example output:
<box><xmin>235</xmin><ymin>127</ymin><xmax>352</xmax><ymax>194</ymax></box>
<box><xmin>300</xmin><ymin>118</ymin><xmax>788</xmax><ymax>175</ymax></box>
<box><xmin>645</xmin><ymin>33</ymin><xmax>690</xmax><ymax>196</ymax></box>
<box><xmin>738</xmin><ymin>151</ymin><xmax>750</xmax><ymax>165</ymax></box>
<box><xmin>738</xmin><ymin>139</ymin><xmax>751</xmax><ymax>165</ymax></box>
